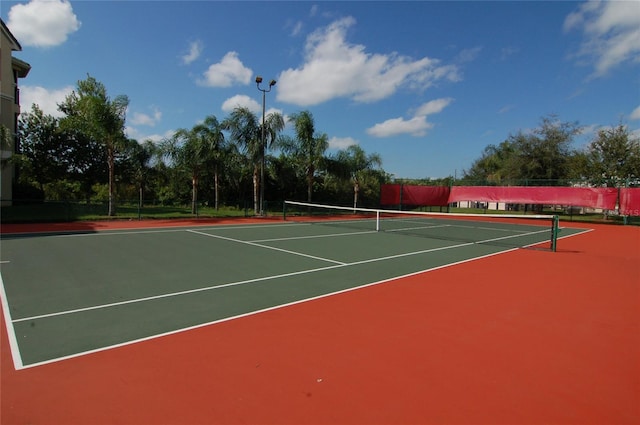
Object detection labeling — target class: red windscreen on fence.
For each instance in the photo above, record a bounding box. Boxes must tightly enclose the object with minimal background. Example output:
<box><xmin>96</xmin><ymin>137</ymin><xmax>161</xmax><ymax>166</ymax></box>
<box><xmin>380</xmin><ymin>184</ymin><xmax>636</xmax><ymax>214</ymax></box>
<box><xmin>402</xmin><ymin>185</ymin><xmax>450</xmax><ymax>206</ymax></box>
<box><xmin>448</xmin><ymin>186</ymin><xmax>618</xmax><ymax>210</ymax></box>
<box><xmin>619</xmin><ymin>188</ymin><xmax>640</xmax><ymax>216</ymax></box>
<box><xmin>380</xmin><ymin>184</ymin><xmax>402</xmax><ymax>205</ymax></box>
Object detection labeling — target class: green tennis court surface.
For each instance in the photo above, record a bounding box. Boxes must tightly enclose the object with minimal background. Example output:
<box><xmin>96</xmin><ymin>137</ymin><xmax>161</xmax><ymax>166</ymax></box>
<box><xmin>1</xmin><ymin>219</ymin><xmax>588</xmax><ymax>369</ymax></box>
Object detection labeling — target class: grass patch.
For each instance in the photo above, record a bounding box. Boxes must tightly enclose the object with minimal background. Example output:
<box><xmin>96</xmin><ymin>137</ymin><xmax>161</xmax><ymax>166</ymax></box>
<box><xmin>1</xmin><ymin>201</ymin><xmax>254</xmax><ymax>224</ymax></box>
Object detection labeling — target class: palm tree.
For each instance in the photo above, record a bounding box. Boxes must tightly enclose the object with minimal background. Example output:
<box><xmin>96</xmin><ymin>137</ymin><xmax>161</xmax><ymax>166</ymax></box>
<box><xmin>280</xmin><ymin>110</ymin><xmax>328</xmax><ymax>203</ymax></box>
<box><xmin>223</xmin><ymin>107</ymin><xmax>260</xmax><ymax>214</ymax></box>
<box><xmin>328</xmin><ymin>145</ymin><xmax>382</xmax><ymax>208</ymax></box>
<box><xmin>223</xmin><ymin>107</ymin><xmax>284</xmax><ymax>214</ymax></box>
<box><xmin>193</xmin><ymin>115</ymin><xmax>226</xmax><ymax>210</ymax></box>
<box><xmin>159</xmin><ymin>122</ymin><xmax>219</xmax><ymax>215</ymax></box>
<box><xmin>127</xmin><ymin>139</ymin><xmax>157</xmax><ymax>208</ymax></box>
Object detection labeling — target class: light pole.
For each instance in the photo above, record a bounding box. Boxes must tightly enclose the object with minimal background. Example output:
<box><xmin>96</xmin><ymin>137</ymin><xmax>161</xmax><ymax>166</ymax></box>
<box><xmin>256</xmin><ymin>76</ymin><xmax>276</xmax><ymax>216</ymax></box>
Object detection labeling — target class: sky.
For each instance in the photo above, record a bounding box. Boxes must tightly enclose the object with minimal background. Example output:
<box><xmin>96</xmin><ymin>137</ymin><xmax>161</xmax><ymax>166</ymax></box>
<box><xmin>3</xmin><ymin>0</ymin><xmax>640</xmax><ymax>179</ymax></box>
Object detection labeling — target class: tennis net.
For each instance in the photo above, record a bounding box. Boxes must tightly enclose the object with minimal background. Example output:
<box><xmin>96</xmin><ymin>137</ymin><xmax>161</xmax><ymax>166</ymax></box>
<box><xmin>283</xmin><ymin>200</ymin><xmax>560</xmax><ymax>251</ymax></box>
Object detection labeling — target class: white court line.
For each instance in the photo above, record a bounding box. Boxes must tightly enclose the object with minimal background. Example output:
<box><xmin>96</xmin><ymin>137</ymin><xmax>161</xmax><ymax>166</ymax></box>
<box><xmin>13</xmin><ymin>264</ymin><xmax>344</xmax><ymax>323</ymax></box>
<box><xmin>13</xmin><ymin>240</ymin><xmax>477</xmax><ymax>324</ymax></box>
<box><xmin>394</xmin><ymin>218</ymin><xmax>542</xmax><ymax>234</ymax></box>
<box><xmin>5</xmin><ymin>224</ymin><xmax>592</xmax><ymax>370</ymax></box>
<box><xmin>14</xmin><ymin>246</ymin><xmax>524</xmax><ymax>371</ymax></box>
<box><xmin>12</xmin><ymin>226</ymin><xmax>551</xmax><ymax>324</ymax></box>
<box><xmin>252</xmin><ymin>229</ymin><xmax>377</xmax><ymax>243</ymax></box>
<box><xmin>0</xmin><ymin>273</ymin><xmax>24</xmax><ymax>369</ymax></box>
<box><xmin>15</xmin><ymin>227</ymin><xmax>592</xmax><ymax>371</ymax></box>
<box><xmin>3</xmin><ymin>222</ymin><xmax>307</xmax><ymax>239</ymax></box>
<box><xmin>186</xmin><ymin>229</ymin><xmax>347</xmax><ymax>265</ymax></box>
<box><xmin>14</xmin><ymin>225</ymin><xmax>560</xmax><ymax>325</ymax></box>
<box><xmin>385</xmin><ymin>224</ymin><xmax>451</xmax><ymax>233</ymax></box>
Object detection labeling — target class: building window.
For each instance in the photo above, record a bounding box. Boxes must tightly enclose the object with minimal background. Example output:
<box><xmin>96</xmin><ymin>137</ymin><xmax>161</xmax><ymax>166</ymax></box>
<box><xmin>13</xmin><ymin>70</ymin><xmax>19</xmax><ymax>105</ymax></box>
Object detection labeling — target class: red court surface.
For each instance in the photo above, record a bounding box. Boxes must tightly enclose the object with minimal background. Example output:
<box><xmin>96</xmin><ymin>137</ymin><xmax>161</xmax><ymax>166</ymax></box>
<box><xmin>1</xmin><ymin>219</ymin><xmax>639</xmax><ymax>424</ymax></box>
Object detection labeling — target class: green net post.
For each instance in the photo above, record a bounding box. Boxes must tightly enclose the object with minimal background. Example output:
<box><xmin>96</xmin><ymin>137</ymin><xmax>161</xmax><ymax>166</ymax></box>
<box><xmin>283</xmin><ymin>201</ymin><xmax>287</xmax><ymax>221</ymax></box>
<box><xmin>551</xmin><ymin>215</ymin><xmax>559</xmax><ymax>252</ymax></box>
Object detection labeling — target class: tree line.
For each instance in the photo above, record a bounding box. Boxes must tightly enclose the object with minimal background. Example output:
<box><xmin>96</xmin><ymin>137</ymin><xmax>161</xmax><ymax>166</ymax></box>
<box><xmin>14</xmin><ymin>76</ymin><xmax>387</xmax><ymax>215</ymax></box>
<box><xmin>461</xmin><ymin>116</ymin><xmax>640</xmax><ymax>187</ymax></box>
<box><xmin>10</xmin><ymin>76</ymin><xmax>640</xmax><ymax>216</ymax></box>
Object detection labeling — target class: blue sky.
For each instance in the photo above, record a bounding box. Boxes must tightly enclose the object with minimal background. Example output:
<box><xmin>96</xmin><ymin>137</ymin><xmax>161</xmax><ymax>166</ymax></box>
<box><xmin>4</xmin><ymin>0</ymin><xmax>639</xmax><ymax>179</ymax></box>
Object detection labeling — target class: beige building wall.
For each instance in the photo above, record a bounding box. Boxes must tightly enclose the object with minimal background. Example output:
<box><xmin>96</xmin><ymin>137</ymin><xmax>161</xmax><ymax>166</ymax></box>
<box><xmin>1</xmin><ymin>19</ymin><xmax>31</xmax><ymax>206</ymax></box>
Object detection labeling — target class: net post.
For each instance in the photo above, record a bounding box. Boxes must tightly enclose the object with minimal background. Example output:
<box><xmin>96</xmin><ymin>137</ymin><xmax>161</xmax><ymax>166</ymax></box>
<box><xmin>376</xmin><ymin>210</ymin><xmax>380</xmax><ymax>232</ymax></box>
<box><xmin>283</xmin><ymin>201</ymin><xmax>287</xmax><ymax>221</ymax></box>
<box><xmin>551</xmin><ymin>215</ymin><xmax>559</xmax><ymax>252</ymax></box>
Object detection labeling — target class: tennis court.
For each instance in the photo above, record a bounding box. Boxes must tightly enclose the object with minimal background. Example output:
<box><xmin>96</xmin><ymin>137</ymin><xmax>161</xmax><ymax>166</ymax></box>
<box><xmin>1</xmin><ymin>210</ymin><xmax>639</xmax><ymax>425</ymax></box>
<box><xmin>2</xmin><ymin>206</ymin><xmax>586</xmax><ymax>369</ymax></box>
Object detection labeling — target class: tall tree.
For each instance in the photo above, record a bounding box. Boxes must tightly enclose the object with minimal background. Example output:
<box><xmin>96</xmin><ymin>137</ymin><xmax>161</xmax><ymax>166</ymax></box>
<box><xmin>462</xmin><ymin>140</ymin><xmax>519</xmax><ymax>184</ymax></box>
<box><xmin>516</xmin><ymin>116</ymin><xmax>581</xmax><ymax>184</ymax></box>
<box><xmin>260</xmin><ymin>110</ymin><xmax>286</xmax><ymax>211</ymax></box>
<box><xmin>327</xmin><ymin>145</ymin><xmax>382</xmax><ymax>208</ymax></box>
<box><xmin>280</xmin><ymin>110</ymin><xmax>328</xmax><ymax>203</ymax></box>
<box><xmin>223</xmin><ymin>107</ymin><xmax>284</xmax><ymax>214</ymax></box>
<box><xmin>118</xmin><ymin>138</ymin><xmax>158</xmax><ymax>206</ymax></box>
<box><xmin>15</xmin><ymin>105</ymin><xmax>68</xmax><ymax>192</ymax></box>
<box><xmin>59</xmin><ymin>75</ymin><xmax>129</xmax><ymax>215</ymax></box>
<box><xmin>223</xmin><ymin>107</ymin><xmax>260</xmax><ymax>214</ymax></box>
<box><xmin>464</xmin><ymin>116</ymin><xmax>581</xmax><ymax>185</ymax></box>
<box><xmin>584</xmin><ymin>124</ymin><xmax>640</xmax><ymax>187</ymax></box>
<box><xmin>194</xmin><ymin>115</ymin><xmax>226</xmax><ymax>210</ymax></box>
<box><xmin>160</xmin><ymin>122</ymin><xmax>220</xmax><ymax>214</ymax></box>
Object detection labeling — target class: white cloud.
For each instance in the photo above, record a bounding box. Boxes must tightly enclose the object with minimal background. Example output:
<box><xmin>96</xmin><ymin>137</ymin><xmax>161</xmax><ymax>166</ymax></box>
<box><xmin>414</xmin><ymin>98</ymin><xmax>454</xmax><ymax>116</ymax></box>
<box><xmin>328</xmin><ymin>136</ymin><xmax>358</xmax><ymax>150</ymax></box>
<box><xmin>367</xmin><ymin>116</ymin><xmax>434</xmax><ymax>138</ymax></box>
<box><xmin>500</xmin><ymin>46</ymin><xmax>520</xmax><ymax>61</ymax></box>
<box><xmin>290</xmin><ymin>21</ymin><xmax>304</xmax><ymax>37</ymax></box>
<box><xmin>580</xmin><ymin>124</ymin><xmax>600</xmax><ymax>141</ymax></box>
<box><xmin>630</xmin><ymin>105</ymin><xmax>640</xmax><ymax>121</ymax></box>
<box><xmin>367</xmin><ymin>98</ymin><xmax>453</xmax><ymax>138</ymax></box>
<box><xmin>220</xmin><ymin>95</ymin><xmax>285</xmax><ymax>124</ymax></box>
<box><xmin>199</xmin><ymin>52</ymin><xmax>253</xmax><ymax>87</ymax></box>
<box><xmin>221</xmin><ymin>95</ymin><xmax>261</xmax><ymax>114</ymax></box>
<box><xmin>456</xmin><ymin>46</ymin><xmax>482</xmax><ymax>63</ymax></box>
<box><xmin>564</xmin><ymin>1</ymin><xmax>640</xmax><ymax>77</ymax></box>
<box><xmin>182</xmin><ymin>40</ymin><xmax>203</xmax><ymax>65</ymax></box>
<box><xmin>7</xmin><ymin>0</ymin><xmax>80</xmax><ymax>48</ymax></box>
<box><xmin>130</xmin><ymin>107</ymin><xmax>162</xmax><ymax>126</ymax></box>
<box><xmin>277</xmin><ymin>17</ymin><xmax>460</xmax><ymax>106</ymax></box>
<box><xmin>21</xmin><ymin>85</ymin><xmax>74</xmax><ymax>118</ymax></box>
<box><xmin>498</xmin><ymin>104</ymin><xmax>515</xmax><ymax>114</ymax></box>
<box><xmin>125</xmin><ymin>127</ymin><xmax>174</xmax><ymax>144</ymax></box>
